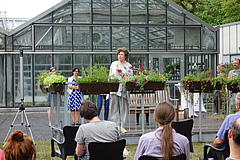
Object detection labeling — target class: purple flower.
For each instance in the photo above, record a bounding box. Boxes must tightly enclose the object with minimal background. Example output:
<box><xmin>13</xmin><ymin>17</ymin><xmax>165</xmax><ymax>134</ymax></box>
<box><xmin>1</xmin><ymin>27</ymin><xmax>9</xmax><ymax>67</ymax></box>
<box><xmin>139</xmin><ymin>63</ymin><xmax>143</xmax><ymax>66</ymax></box>
<box><xmin>148</xmin><ymin>68</ymin><xmax>151</xmax><ymax>71</ymax></box>
<box><xmin>133</xmin><ymin>78</ymin><xmax>138</xmax><ymax>82</ymax></box>
<box><xmin>140</xmin><ymin>67</ymin><xmax>144</xmax><ymax>71</ymax></box>
<box><xmin>171</xmin><ymin>70</ymin><xmax>174</xmax><ymax>73</ymax></box>
<box><xmin>163</xmin><ymin>72</ymin><xmax>165</xmax><ymax>74</ymax></box>
<box><xmin>144</xmin><ymin>73</ymin><xmax>149</xmax><ymax>76</ymax></box>
<box><xmin>143</xmin><ymin>79</ymin><xmax>147</xmax><ymax>82</ymax></box>
<box><xmin>160</xmin><ymin>64</ymin><xmax>162</xmax><ymax>67</ymax></box>
<box><xmin>129</xmin><ymin>66</ymin><xmax>135</xmax><ymax>69</ymax></box>
<box><xmin>151</xmin><ymin>65</ymin><xmax>153</xmax><ymax>68</ymax></box>
<box><xmin>172</xmin><ymin>74</ymin><xmax>175</xmax><ymax>76</ymax></box>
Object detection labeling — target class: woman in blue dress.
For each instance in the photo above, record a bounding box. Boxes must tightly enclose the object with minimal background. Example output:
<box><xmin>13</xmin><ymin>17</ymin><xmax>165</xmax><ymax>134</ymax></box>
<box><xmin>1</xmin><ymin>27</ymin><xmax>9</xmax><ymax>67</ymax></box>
<box><xmin>67</xmin><ymin>67</ymin><xmax>82</xmax><ymax>125</ymax></box>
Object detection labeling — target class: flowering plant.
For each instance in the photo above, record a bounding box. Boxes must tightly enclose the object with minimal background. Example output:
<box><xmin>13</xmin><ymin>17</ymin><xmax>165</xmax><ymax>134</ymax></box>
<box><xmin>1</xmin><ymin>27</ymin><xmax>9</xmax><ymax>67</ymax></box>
<box><xmin>76</xmin><ymin>64</ymin><xmax>120</xmax><ymax>83</ymax></box>
<box><xmin>122</xmin><ymin>63</ymin><xmax>169</xmax><ymax>91</ymax></box>
<box><xmin>37</xmin><ymin>71</ymin><xmax>50</xmax><ymax>89</ymax></box>
<box><xmin>43</xmin><ymin>73</ymin><xmax>66</xmax><ymax>88</ymax></box>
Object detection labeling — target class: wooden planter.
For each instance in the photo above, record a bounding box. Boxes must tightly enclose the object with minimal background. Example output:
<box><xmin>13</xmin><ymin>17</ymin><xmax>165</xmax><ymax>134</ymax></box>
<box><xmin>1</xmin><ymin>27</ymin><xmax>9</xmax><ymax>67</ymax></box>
<box><xmin>126</xmin><ymin>82</ymin><xmax>165</xmax><ymax>93</ymax></box>
<box><xmin>48</xmin><ymin>83</ymin><xmax>64</xmax><ymax>94</ymax></box>
<box><xmin>227</xmin><ymin>83</ymin><xmax>240</xmax><ymax>93</ymax></box>
<box><xmin>40</xmin><ymin>85</ymin><xmax>48</xmax><ymax>93</ymax></box>
<box><xmin>183</xmin><ymin>81</ymin><xmax>222</xmax><ymax>93</ymax></box>
<box><xmin>78</xmin><ymin>82</ymin><xmax>119</xmax><ymax>95</ymax></box>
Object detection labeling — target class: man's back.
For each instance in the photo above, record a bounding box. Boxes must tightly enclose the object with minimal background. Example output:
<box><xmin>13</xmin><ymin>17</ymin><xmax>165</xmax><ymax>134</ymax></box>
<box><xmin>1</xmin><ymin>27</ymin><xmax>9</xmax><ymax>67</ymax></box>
<box><xmin>75</xmin><ymin>120</ymin><xmax>119</xmax><ymax>159</ymax></box>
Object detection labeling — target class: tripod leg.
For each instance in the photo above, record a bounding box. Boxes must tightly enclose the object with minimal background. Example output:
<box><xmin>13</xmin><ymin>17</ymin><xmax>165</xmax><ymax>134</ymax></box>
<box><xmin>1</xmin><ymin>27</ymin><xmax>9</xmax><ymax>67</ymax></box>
<box><xmin>22</xmin><ymin>110</ymin><xmax>35</xmax><ymax>144</ymax></box>
<box><xmin>3</xmin><ymin>109</ymin><xmax>21</xmax><ymax>144</ymax></box>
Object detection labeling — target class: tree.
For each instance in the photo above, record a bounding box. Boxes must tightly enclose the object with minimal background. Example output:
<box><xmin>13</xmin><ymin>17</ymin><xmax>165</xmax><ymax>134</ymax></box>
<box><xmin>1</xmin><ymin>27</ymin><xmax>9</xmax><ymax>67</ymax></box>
<box><xmin>221</xmin><ymin>0</ymin><xmax>240</xmax><ymax>24</ymax></box>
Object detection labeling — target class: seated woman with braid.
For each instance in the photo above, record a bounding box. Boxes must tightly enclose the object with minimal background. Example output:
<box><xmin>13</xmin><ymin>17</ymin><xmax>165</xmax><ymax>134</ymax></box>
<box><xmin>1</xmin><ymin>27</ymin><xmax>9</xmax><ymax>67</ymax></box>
<box><xmin>4</xmin><ymin>130</ymin><xmax>36</xmax><ymax>160</ymax></box>
<box><xmin>134</xmin><ymin>102</ymin><xmax>190</xmax><ymax>160</ymax></box>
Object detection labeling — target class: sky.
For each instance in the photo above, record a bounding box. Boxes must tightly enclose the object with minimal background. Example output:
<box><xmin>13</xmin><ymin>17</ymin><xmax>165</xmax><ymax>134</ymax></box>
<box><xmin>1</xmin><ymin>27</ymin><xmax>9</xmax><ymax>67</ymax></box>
<box><xmin>0</xmin><ymin>0</ymin><xmax>62</xmax><ymax>19</ymax></box>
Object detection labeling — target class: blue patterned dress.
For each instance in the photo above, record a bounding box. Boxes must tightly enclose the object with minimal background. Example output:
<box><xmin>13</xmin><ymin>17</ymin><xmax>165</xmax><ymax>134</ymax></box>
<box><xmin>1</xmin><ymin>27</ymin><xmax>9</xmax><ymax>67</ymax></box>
<box><xmin>68</xmin><ymin>77</ymin><xmax>82</xmax><ymax>110</ymax></box>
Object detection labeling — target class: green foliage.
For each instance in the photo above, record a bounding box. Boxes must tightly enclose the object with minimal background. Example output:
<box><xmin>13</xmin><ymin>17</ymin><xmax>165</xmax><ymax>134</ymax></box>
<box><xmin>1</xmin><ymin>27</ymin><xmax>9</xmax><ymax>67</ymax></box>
<box><xmin>37</xmin><ymin>71</ymin><xmax>50</xmax><ymax>89</ymax></box>
<box><xmin>76</xmin><ymin>64</ymin><xmax>119</xmax><ymax>83</ymax></box>
<box><xmin>43</xmin><ymin>73</ymin><xmax>66</xmax><ymax>88</ymax></box>
<box><xmin>222</xmin><ymin>0</ymin><xmax>240</xmax><ymax>24</ymax></box>
<box><xmin>122</xmin><ymin>63</ymin><xmax>169</xmax><ymax>91</ymax></box>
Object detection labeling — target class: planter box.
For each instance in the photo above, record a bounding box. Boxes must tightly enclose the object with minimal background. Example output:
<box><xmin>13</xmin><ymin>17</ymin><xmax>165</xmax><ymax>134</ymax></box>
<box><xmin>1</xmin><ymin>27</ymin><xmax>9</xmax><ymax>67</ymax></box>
<box><xmin>40</xmin><ymin>85</ymin><xmax>48</xmax><ymax>93</ymax></box>
<box><xmin>183</xmin><ymin>81</ymin><xmax>222</xmax><ymax>93</ymax></box>
<box><xmin>48</xmin><ymin>83</ymin><xmax>64</xmax><ymax>94</ymax></box>
<box><xmin>79</xmin><ymin>82</ymin><xmax>119</xmax><ymax>95</ymax></box>
<box><xmin>227</xmin><ymin>83</ymin><xmax>240</xmax><ymax>93</ymax></box>
<box><xmin>126</xmin><ymin>82</ymin><xmax>165</xmax><ymax>93</ymax></box>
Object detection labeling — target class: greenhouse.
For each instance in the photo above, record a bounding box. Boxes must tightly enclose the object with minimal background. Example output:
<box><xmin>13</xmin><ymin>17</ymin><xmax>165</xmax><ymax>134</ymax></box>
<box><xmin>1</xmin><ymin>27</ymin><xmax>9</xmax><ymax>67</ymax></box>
<box><xmin>0</xmin><ymin>0</ymin><xmax>218</xmax><ymax>107</ymax></box>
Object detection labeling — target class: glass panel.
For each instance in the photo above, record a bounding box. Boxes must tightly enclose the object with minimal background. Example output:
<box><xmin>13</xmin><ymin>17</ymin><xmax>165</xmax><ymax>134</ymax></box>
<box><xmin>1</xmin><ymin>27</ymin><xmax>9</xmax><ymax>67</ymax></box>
<box><xmin>53</xmin><ymin>26</ymin><xmax>72</xmax><ymax>51</ymax></box>
<box><xmin>153</xmin><ymin>58</ymin><xmax>159</xmax><ymax>72</ymax></box>
<box><xmin>149</xmin><ymin>27</ymin><xmax>166</xmax><ymax>50</ymax></box>
<box><xmin>185</xmin><ymin>27</ymin><xmax>200</xmax><ymax>50</ymax></box>
<box><xmin>53</xmin><ymin>4</ymin><xmax>72</xmax><ymax>23</ymax></box>
<box><xmin>73</xmin><ymin>26</ymin><xmax>91</xmax><ymax>50</ymax></box>
<box><xmin>34</xmin><ymin>54</ymin><xmax>52</xmax><ymax>106</ymax></box>
<box><xmin>93</xmin><ymin>54</ymin><xmax>111</xmax><ymax>66</ymax></box>
<box><xmin>130</xmin><ymin>0</ymin><xmax>147</xmax><ymax>24</ymax></box>
<box><xmin>93</xmin><ymin>26</ymin><xmax>110</xmax><ymax>50</ymax></box>
<box><xmin>163</xmin><ymin>57</ymin><xmax>181</xmax><ymax>81</ymax></box>
<box><xmin>14</xmin><ymin>54</ymin><xmax>32</xmax><ymax>106</ymax></box>
<box><xmin>0</xmin><ymin>55</ymin><xmax>5</xmax><ymax>106</ymax></box>
<box><xmin>93</xmin><ymin>0</ymin><xmax>110</xmax><ymax>24</ymax></box>
<box><xmin>54</xmin><ymin>54</ymin><xmax>72</xmax><ymax>77</ymax></box>
<box><xmin>167</xmin><ymin>4</ymin><xmax>184</xmax><ymax>24</ymax></box>
<box><xmin>167</xmin><ymin>27</ymin><xmax>184</xmax><ymax>50</ymax></box>
<box><xmin>0</xmin><ymin>33</ymin><xmax>5</xmax><ymax>50</ymax></box>
<box><xmin>36</xmin><ymin>13</ymin><xmax>52</xmax><ymax>23</ymax></box>
<box><xmin>35</xmin><ymin>26</ymin><xmax>53</xmax><ymax>50</ymax></box>
<box><xmin>112</xmin><ymin>27</ymin><xmax>129</xmax><ymax>50</ymax></box>
<box><xmin>185</xmin><ymin>15</ymin><xmax>200</xmax><ymax>25</ymax></box>
<box><xmin>73</xmin><ymin>0</ymin><xmax>91</xmax><ymax>23</ymax></box>
<box><xmin>74</xmin><ymin>54</ymin><xmax>91</xmax><ymax>75</ymax></box>
<box><xmin>112</xmin><ymin>0</ymin><xmax>129</xmax><ymax>24</ymax></box>
<box><xmin>6</xmin><ymin>36</ymin><xmax>12</xmax><ymax>51</ymax></box>
<box><xmin>129</xmin><ymin>54</ymin><xmax>148</xmax><ymax>67</ymax></box>
<box><xmin>149</xmin><ymin>0</ymin><xmax>166</xmax><ymax>24</ymax></box>
<box><xmin>13</xmin><ymin>26</ymin><xmax>32</xmax><ymax>51</ymax></box>
<box><xmin>131</xmin><ymin>27</ymin><xmax>147</xmax><ymax>50</ymax></box>
<box><xmin>202</xmin><ymin>26</ymin><xmax>216</xmax><ymax>51</ymax></box>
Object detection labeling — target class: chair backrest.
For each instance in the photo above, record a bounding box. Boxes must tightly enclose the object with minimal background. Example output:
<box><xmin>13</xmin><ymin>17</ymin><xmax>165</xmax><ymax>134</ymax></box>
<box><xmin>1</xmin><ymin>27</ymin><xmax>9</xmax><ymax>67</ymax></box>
<box><xmin>172</xmin><ymin>119</ymin><xmax>194</xmax><ymax>152</ymax></box>
<box><xmin>138</xmin><ymin>153</ymin><xmax>186</xmax><ymax>160</ymax></box>
<box><xmin>215</xmin><ymin>131</ymin><xmax>230</xmax><ymax>160</ymax></box>
<box><xmin>88</xmin><ymin>139</ymin><xmax>126</xmax><ymax>160</ymax></box>
<box><xmin>62</xmin><ymin>126</ymin><xmax>79</xmax><ymax>155</ymax></box>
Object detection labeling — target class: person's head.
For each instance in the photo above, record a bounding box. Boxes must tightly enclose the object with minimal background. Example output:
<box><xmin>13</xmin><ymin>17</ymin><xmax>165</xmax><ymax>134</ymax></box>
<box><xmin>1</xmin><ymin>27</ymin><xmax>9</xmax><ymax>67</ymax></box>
<box><xmin>230</xmin><ymin>118</ymin><xmax>240</xmax><ymax>147</ymax></box>
<box><xmin>72</xmin><ymin>67</ymin><xmax>80</xmax><ymax>76</ymax></box>
<box><xmin>116</xmin><ymin>47</ymin><xmax>129</xmax><ymax>60</ymax></box>
<box><xmin>233</xmin><ymin>59</ymin><xmax>240</xmax><ymax>68</ymax></box>
<box><xmin>79</xmin><ymin>100</ymin><xmax>98</xmax><ymax>120</ymax></box>
<box><xmin>154</xmin><ymin>102</ymin><xmax>175</xmax><ymax>159</ymax></box>
<box><xmin>235</xmin><ymin>92</ymin><xmax>240</xmax><ymax>111</ymax></box>
<box><xmin>50</xmin><ymin>67</ymin><xmax>56</xmax><ymax>74</ymax></box>
<box><xmin>217</xmin><ymin>64</ymin><xmax>225</xmax><ymax>74</ymax></box>
<box><xmin>4</xmin><ymin>130</ymin><xmax>36</xmax><ymax>160</ymax></box>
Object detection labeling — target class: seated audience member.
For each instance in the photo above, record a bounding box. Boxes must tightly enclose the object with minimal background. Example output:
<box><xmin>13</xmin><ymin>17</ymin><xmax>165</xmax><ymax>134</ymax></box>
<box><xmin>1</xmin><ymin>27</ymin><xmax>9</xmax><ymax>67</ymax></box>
<box><xmin>134</xmin><ymin>102</ymin><xmax>190</xmax><ymax>160</ymax></box>
<box><xmin>207</xmin><ymin>92</ymin><xmax>240</xmax><ymax>159</ymax></box>
<box><xmin>4</xmin><ymin>130</ymin><xmax>36</xmax><ymax>160</ymax></box>
<box><xmin>226</xmin><ymin>118</ymin><xmax>240</xmax><ymax>160</ymax></box>
<box><xmin>0</xmin><ymin>149</ymin><xmax>5</xmax><ymax>160</ymax></box>
<box><xmin>75</xmin><ymin>100</ymin><xmax>120</xmax><ymax>159</ymax></box>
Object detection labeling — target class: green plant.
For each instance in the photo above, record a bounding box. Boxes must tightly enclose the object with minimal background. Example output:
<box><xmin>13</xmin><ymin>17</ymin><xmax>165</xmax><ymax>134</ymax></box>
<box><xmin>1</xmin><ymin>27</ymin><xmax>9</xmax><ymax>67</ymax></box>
<box><xmin>43</xmin><ymin>73</ymin><xmax>66</xmax><ymax>88</ymax></box>
<box><xmin>76</xmin><ymin>64</ymin><xmax>119</xmax><ymax>83</ymax></box>
<box><xmin>37</xmin><ymin>71</ymin><xmax>50</xmax><ymax>89</ymax></box>
<box><xmin>122</xmin><ymin>63</ymin><xmax>169</xmax><ymax>91</ymax></box>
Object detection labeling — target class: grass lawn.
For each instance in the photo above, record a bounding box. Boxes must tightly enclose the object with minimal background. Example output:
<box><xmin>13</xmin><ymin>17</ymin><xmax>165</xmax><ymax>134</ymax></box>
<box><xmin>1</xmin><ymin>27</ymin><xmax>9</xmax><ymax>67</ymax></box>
<box><xmin>0</xmin><ymin>140</ymin><xmax>212</xmax><ymax>160</ymax></box>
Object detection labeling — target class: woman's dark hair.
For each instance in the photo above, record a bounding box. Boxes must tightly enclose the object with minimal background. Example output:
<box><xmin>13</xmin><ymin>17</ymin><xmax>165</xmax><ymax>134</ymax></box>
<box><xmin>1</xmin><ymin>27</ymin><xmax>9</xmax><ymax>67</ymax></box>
<box><xmin>80</xmin><ymin>101</ymin><xmax>98</xmax><ymax>120</ymax></box>
<box><xmin>154</xmin><ymin>102</ymin><xmax>175</xmax><ymax>159</ymax></box>
<box><xmin>4</xmin><ymin>130</ymin><xmax>36</xmax><ymax>160</ymax></box>
<box><xmin>72</xmin><ymin>67</ymin><xmax>79</xmax><ymax>73</ymax></box>
<box><xmin>116</xmin><ymin>47</ymin><xmax>129</xmax><ymax>60</ymax></box>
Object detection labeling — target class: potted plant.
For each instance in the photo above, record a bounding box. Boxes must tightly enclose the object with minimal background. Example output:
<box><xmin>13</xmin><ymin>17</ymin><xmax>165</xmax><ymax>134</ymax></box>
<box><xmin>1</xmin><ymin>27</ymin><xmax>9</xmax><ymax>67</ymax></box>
<box><xmin>43</xmin><ymin>73</ymin><xmax>67</xmax><ymax>94</ymax></box>
<box><xmin>37</xmin><ymin>71</ymin><xmax>50</xmax><ymax>93</ymax></box>
<box><xmin>76</xmin><ymin>64</ymin><xmax>120</xmax><ymax>95</ymax></box>
<box><xmin>122</xmin><ymin>63</ymin><xmax>169</xmax><ymax>93</ymax></box>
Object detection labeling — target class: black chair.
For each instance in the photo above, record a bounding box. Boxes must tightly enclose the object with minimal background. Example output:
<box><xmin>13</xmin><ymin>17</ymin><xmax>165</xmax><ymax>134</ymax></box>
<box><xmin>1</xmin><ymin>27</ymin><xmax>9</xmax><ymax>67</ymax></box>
<box><xmin>172</xmin><ymin>119</ymin><xmax>194</xmax><ymax>159</ymax></box>
<box><xmin>51</xmin><ymin>125</ymin><xmax>79</xmax><ymax>160</ymax></box>
<box><xmin>203</xmin><ymin>131</ymin><xmax>230</xmax><ymax>160</ymax></box>
<box><xmin>138</xmin><ymin>153</ymin><xmax>186</xmax><ymax>160</ymax></box>
<box><xmin>88</xmin><ymin>139</ymin><xmax>126</xmax><ymax>160</ymax></box>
